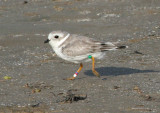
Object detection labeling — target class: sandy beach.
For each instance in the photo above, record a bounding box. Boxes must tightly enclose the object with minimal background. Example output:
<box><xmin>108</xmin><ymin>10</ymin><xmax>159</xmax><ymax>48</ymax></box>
<box><xmin>0</xmin><ymin>0</ymin><xmax>160</xmax><ymax>112</ymax></box>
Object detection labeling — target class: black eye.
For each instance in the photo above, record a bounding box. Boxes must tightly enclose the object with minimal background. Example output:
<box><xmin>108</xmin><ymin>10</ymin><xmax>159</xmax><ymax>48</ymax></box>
<box><xmin>54</xmin><ymin>35</ymin><xmax>59</xmax><ymax>38</ymax></box>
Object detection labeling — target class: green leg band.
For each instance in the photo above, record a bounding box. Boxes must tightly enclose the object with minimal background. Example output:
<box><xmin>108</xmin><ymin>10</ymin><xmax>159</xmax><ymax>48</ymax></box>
<box><xmin>88</xmin><ymin>55</ymin><xmax>92</xmax><ymax>59</ymax></box>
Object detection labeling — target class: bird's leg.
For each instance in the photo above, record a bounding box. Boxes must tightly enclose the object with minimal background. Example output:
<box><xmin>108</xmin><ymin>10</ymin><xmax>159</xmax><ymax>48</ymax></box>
<box><xmin>88</xmin><ymin>55</ymin><xmax>100</xmax><ymax>77</ymax></box>
<box><xmin>66</xmin><ymin>63</ymin><xmax>83</xmax><ymax>80</ymax></box>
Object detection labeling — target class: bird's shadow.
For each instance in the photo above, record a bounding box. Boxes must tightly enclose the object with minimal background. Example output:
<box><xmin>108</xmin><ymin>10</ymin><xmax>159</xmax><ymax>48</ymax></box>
<box><xmin>84</xmin><ymin>67</ymin><xmax>158</xmax><ymax>76</ymax></box>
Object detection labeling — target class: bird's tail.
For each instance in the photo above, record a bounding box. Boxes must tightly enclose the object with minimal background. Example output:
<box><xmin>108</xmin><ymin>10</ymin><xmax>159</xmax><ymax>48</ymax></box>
<box><xmin>100</xmin><ymin>42</ymin><xmax>127</xmax><ymax>51</ymax></box>
<box><xmin>117</xmin><ymin>45</ymin><xmax>127</xmax><ymax>49</ymax></box>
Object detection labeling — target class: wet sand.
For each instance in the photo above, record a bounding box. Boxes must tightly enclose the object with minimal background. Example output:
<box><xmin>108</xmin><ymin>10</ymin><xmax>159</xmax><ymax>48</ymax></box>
<box><xmin>0</xmin><ymin>0</ymin><xmax>160</xmax><ymax>112</ymax></box>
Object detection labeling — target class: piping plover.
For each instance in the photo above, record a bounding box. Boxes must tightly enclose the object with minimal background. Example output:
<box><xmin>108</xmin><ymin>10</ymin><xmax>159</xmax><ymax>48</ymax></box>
<box><xmin>44</xmin><ymin>31</ymin><xmax>126</xmax><ymax>80</ymax></box>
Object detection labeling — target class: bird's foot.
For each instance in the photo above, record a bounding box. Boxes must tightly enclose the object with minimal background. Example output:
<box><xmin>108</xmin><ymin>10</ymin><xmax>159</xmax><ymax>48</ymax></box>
<box><xmin>64</xmin><ymin>77</ymin><xmax>76</xmax><ymax>80</ymax></box>
<box><xmin>92</xmin><ymin>70</ymin><xmax>100</xmax><ymax>77</ymax></box>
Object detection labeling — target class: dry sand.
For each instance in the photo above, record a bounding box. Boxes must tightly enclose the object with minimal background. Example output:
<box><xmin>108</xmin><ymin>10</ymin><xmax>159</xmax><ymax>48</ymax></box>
<box><xmin>0</xmin><ymin>0</ymin><xmax>160</xmax><ymax>112</ymax></box>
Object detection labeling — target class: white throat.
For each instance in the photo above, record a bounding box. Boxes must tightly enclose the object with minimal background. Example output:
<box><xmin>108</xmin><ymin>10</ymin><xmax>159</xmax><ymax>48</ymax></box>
<box><xmin>52</xmin><ymin>33</ymin><xmax>70</xmax><ymax>60</ymax></box>
<box><xmin>58</xmin><ymin>33</ymin><xmax>70</xmax><ymax>47</ymax></box>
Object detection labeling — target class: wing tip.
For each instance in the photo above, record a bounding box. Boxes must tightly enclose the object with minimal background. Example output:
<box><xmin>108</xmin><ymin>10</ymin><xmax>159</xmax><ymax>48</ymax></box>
<box><xmin>117</xmin><ymin>45</ymin><xmax>128</xmax><ymax>49</ymax></box>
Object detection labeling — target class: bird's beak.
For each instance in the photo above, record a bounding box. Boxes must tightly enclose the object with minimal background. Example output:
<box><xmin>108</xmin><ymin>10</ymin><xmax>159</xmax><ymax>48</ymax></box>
<box><xmin>44</xmin><ymin>39</ymin><xmax>50</xmax><ymax>43</ymax></box>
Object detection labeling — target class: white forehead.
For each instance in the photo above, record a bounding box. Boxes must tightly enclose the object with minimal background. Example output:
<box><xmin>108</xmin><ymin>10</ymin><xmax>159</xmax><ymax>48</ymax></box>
<box><xmin>48</xmin><ymin>33</ymin><xmax>52</xmax><ymax>40</ymax></box>
<box><xmin>48</xmin><ymin>31</ymin><xmax>66</xmax><ymax>40</ymax></box>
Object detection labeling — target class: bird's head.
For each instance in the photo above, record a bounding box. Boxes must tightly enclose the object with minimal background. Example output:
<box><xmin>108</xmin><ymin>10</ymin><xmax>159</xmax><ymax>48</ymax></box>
<box><xmin>44</xmin><ymin>31</ymin><xmax>70</xmax><ymax>48</ymax></box>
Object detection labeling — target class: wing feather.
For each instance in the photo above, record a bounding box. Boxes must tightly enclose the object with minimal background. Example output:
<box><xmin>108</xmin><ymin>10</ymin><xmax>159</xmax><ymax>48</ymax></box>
<box><xmin>61</xmin><ymin>34</ymin><xmax>119</xmax><ymax>56</ymax></box>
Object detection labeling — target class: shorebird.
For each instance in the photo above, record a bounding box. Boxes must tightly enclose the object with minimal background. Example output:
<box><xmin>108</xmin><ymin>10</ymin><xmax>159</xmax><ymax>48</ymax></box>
<box><xmin>44</xmin><ymin>31</ymin><xmax>126</xmax><ymax>80</ymax></box>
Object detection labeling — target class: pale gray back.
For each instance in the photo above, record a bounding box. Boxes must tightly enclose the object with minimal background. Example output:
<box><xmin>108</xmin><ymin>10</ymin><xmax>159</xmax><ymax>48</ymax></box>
<box><xmin>60</xmin><ymin>34</ymin><xmax>117</xmax><ymax>57</ymax></box>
